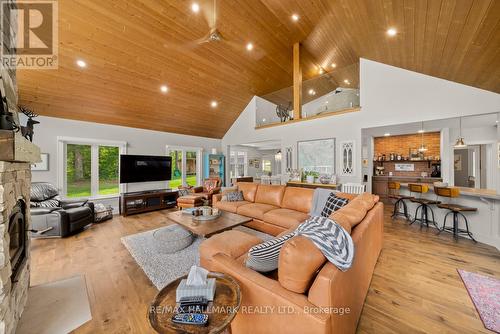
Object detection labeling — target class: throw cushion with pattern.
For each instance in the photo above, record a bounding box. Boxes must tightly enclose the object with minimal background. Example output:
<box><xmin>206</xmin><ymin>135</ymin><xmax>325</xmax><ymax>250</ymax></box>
<box><xmin>178</xmin><ymin>188</ymin><xmax>191</xmax><ymax>197</ymax></box>
<box><xmin>246</xmin><ymin>232</ymin><xmax>296</xmax><ymax>272</ymax></box>
<box><xmin>223</xmin><ymin>191</ymin><xmax>244</xmax><ymax>202</ymax></box>
<box><xmin>321</xmin><ymin>193</ymin><xmax>349</xmax><ymax>217</ymax></box>
<box><xmin>203</xmin><ymin>179</ymin><xmax>218</xmax><ymax>192</ymax></box>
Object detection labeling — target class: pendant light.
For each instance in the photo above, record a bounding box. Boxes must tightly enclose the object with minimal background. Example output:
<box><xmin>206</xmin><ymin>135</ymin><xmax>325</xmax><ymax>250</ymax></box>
<box><xmin>418</xmin><ymin>121</ymin><xmax>428</xmax><ymax>152</ymax></box>
<box><xmin>454</xmin><ymin>117</ymin><xmax>467</xmax><ymax>148</ymax></box>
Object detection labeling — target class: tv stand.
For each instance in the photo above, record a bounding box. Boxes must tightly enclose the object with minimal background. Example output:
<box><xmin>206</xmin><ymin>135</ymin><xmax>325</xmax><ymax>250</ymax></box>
<box><xmin>119</xmin><ymin>189</ymin><xmax>178</xmax><ymax>216</ymax></box>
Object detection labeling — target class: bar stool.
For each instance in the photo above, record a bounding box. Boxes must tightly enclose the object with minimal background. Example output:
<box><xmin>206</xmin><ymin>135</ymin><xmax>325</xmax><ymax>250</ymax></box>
<box><xmin>388</xmin><ymin>181</ymin><xmax>413</xmax><ymax>221</ymax></box>
<box><xmin>434</xmin><ymin>187</ymin><xmax>477</xmax><ymax>242</ymax></box>
<box><xmin>408</xmin><ymin>183</ymin><xmax>440</xmax><ymax>228</ymax></box>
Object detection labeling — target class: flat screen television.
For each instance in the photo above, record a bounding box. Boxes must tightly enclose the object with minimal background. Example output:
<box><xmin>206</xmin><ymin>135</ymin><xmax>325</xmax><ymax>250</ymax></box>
<box><xmin>119</xmin><ymin>155</ymin><xmax>172</xmax><ymax>184</ymax></box>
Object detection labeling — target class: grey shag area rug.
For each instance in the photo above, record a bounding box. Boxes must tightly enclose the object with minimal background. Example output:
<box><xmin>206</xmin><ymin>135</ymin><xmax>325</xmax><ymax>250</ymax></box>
<box><xmin>121</xmin><ymin>225</ymin><xmax>273</xmax><ymax>290</ymax></box>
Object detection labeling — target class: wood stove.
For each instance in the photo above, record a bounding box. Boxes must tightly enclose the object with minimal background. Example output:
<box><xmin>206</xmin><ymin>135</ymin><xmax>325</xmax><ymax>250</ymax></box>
<box><xmin>9</xmin><ymin>200</ymin><xmax>26</xmax><ymax>283</ymax></box>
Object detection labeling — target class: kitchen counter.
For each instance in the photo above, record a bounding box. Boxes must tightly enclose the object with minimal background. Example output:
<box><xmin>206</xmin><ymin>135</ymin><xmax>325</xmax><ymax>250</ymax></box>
<box><xmin>399</xmin><ymin>183</ymin><xmax>500</xmax><ymax>201</ymax></box>
<box><xmin>372</xmin><ymin>176</ymin><xmax>442</xmax><ymax>181</ymax></box>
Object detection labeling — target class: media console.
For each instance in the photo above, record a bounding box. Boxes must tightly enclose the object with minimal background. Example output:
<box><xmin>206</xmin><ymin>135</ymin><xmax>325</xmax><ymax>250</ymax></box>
<box><xmin>119</xmin><ymin>189</ymin><xmax>179</xmax><ymax>216</ymax></box>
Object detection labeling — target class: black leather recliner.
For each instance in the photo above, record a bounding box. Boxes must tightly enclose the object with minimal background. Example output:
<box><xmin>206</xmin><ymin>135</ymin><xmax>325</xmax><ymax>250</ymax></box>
<box><xmin>30</xmin><ymin>182</ymin><xmax>95</xmax><ymax>237</ymax></box>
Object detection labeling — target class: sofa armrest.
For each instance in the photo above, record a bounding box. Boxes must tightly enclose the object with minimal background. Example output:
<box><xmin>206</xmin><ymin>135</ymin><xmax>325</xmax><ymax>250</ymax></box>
<box><xmin>200</xmin><ymin>230</ymin><xmax>262</xmax><ymax>269</ymax></box>
<box><xmin>31</xmin><ymin>207</ymin><xmax>62</xmax><ymax>215</ymax></box>
<box><xmin>192</xmin><ymin>186</ymin><xmax>204</xmax><ymax>193</ymax></box>
<box><xmin>211</xmin><ymin>253</ymin><xmax>330</xmax><ymax>333</ymax></box>
<box><xmin>212</xmin><ymin>193</ymin><xmax>223</xmax><ymax>205</ymax></box>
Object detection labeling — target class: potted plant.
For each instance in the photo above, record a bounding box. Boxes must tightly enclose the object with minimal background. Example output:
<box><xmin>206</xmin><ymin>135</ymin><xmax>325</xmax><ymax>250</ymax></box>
<box><xmin>304</xmin><ymin>171</ymin><xmax>319</xmax><ymax>184</ymax></box>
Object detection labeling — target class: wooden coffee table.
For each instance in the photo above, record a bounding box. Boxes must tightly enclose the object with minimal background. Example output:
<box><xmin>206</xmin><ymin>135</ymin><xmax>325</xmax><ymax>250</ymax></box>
<box><xmin>166</xmin><ymin>211</ymin><xmax>252</xmax><ymax>238</ymax></box>
<box><xmin>149</xmin><ymin>272</ymin><xmax>241</xmax><ymax>334</ymax></box>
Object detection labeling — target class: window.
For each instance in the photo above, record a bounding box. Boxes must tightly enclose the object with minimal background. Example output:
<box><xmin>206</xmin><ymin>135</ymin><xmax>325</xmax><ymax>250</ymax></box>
<box><xmin>262</xmin><ymin>159</ymin><xmax>272</xmax><ymax>173</ymax></box>
<box><xmin>58</xmin><ymin>137</ymin><xmax>126</xmax><ymax>198</ymax></box>
<box><xmin>230</xmin><ymin>151</ymin><xmax>247</xmax><ymax>178</ymax></box>
<box><xmin>166</xmin><ymin>146</ymin><xmax>202</xmax><ymax>188</ymax></box>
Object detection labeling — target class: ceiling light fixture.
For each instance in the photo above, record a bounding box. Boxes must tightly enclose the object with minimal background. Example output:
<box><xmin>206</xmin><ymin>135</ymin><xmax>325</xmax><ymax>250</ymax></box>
<box><xmin>331</xmin><ymin>63</ymin><xmax>337</xmax><ymax>68</ymax></box>
<box><xmin>160</xmin><ymin>85</ymin><xmax>168</xmax><ymax>93</ymax></box>
<box><xmin>344</xmin><ymin>79</ymin><xmax>350</xmax><ymax>85</ymax></box>
<box><xmin>246</xmin><ymin>42</ymin><xmax>254</xmax><ymax>51</ymax></box>
<box><xmin>308</xmin><ymin>89</ymin><xmax>316</xmax><ymax>96</ymax></box>
<box><xmin>454</xmin><ymin>117</ymin><xmax>467</xmax><ymax>148</ymax></box>
<box><xmin>418</xmin><ymin>121</ymin><xmax>428</xmax><ymax>152</ymax></box>
<box><xmin>76</xmin><ymin>59</ymin><xmax>86</xmax><ymax>68</ymax></box>
<box><xmin>387</xmin><ymin>28</ymin><xmax>397</xmax><ymax>36</ymax></box>
<box><xmin>191</xmin><ymin>3</ymin><xmax>200</xmax><ymax>13</ymax></box>
<box><xmin>291</xmin><ymin>14</ymin><xmax>299</xmax><ymax>21</ymax></box>
<box><xmin>211</xmin><ymin>101</ymin><xmax>218</xmax><ymax>108</ymax></box>
<box><xmin>318</xmin><ymin>67</ymin><xmax>324</xmax><ymax>75</ymax></box>
<box><xmin>384</xmin><ymin>133</ymin><xmax>391</xmax><ymax>137</ymax></box>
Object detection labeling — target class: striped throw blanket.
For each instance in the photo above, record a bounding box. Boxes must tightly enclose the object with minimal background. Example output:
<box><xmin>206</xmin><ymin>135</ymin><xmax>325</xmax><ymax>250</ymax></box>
<box><xmin>296</xmin><ymin>216</ymin><xmax>355</xmax><ymax>272</ymax></box>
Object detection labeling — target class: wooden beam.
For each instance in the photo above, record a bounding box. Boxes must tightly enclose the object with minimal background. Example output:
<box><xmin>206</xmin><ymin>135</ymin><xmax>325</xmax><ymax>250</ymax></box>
<box><xmin>293</xmin><ymin>43</ymin><xmax>302</xmax><ymax>120</ymax></box>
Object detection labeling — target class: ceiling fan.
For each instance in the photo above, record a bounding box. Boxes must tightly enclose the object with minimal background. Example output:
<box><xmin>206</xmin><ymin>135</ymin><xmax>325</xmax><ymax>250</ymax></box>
<box><xmin>164</xmin><ymin>0</ymin><xmax>265</xmax><ymax>59</ymax></box>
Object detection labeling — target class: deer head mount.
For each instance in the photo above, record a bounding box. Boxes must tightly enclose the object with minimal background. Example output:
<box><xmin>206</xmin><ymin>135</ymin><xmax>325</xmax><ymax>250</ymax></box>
<box><xmin>18</xmin><ymin>105</ymin><xmax>39</xmax><ymax>142</ymax></box>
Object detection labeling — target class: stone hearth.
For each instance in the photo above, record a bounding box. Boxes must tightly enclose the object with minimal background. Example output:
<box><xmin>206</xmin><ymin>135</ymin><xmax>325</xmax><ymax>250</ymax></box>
<box><xmin>0</xmin><ymin>162</ymin><xmax>32</xmax><ymax>334</ymax></box>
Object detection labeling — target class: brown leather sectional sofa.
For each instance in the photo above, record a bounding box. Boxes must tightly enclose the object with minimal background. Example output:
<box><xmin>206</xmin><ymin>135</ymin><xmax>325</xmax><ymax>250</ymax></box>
<box><xmin>202</xmin><ymin>183</ymin><xmax>384</xmax><ymax>333</ymax></box>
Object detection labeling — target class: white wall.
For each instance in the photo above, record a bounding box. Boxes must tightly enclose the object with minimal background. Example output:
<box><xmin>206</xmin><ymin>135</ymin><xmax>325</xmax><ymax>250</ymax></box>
<box><xmin>222</xmin><ymin>59</ymin><xmax>500</xmax><ymax>189</ymax></box>
<box><xmin>222</xmin><ymin>58</ymin><xmax>500</xmax><ymax>249</ymax></box>
<box><xmin>31</xmin><ymin>116</ymin><xmax>221</xmax><ymax>211</ymax></box>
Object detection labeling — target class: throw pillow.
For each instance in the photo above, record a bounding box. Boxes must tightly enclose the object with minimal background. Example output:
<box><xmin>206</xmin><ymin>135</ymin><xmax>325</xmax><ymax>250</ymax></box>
<box><xmin>178</xmin><ymin>188</ymin><xmax>191</xmax><ymax>197</ymax></box>
<box><xmin>203</xmin><ymin>179</ymin><xmax>218</xmax><ymax>192</ymax></box>
<box><xmin>246</xmin><ymin>232</ymin><xmax>296</xmax><ymax>272</ymax></box>
<box><xmin>224</xmin><ymin>191</ymin><xmax>244</xmax><ymax>202</ymax></box>
<box><xmin>321</xmin><ymin>193</ymin><xmax>349</xmax><ymax>217</ymax></box>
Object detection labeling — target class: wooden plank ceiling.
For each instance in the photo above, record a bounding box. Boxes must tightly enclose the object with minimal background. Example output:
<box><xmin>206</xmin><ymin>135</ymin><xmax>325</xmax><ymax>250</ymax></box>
<box><xmin>17</xmin><ymin>0</ymin><xmax>500</xmax><ymax>138</ymax></box>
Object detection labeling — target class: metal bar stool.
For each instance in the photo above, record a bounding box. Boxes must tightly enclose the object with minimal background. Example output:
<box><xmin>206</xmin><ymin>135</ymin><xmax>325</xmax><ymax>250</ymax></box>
<box><xmin>434</xmin><ymin>187</ymin><xmax>477</xmax><ymax>242</ymax></box>
<box><xmin>408</xmin><ymin>183</ymin><xmax>440</xmax><ymax>228</ymax></box>
<box><xmin>388</xmin><ymin>181</ymin><xmax>413</xmax><ymax>221</ymax></box>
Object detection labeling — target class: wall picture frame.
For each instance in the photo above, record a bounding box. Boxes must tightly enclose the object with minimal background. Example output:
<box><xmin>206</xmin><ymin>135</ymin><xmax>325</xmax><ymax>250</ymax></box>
<box><xmin>32</xmin><ymin>153</ymin><xmax>49</xmax><ymax>171</ymax></box>
<box><xmin>297</xmin><ymin>138</ymin><xmax>335</xmax><ymax>174</ymax></box>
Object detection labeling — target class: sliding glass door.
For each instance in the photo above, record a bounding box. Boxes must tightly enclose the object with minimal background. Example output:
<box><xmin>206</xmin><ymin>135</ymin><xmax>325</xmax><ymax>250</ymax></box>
<box><xmin>166</xmin><ymin>146</ymin><xmax>202</xmax><ymax>188</ymax></box>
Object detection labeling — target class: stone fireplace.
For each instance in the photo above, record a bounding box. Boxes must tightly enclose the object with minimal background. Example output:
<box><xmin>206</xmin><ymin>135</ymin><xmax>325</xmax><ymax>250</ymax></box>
<box><xmin>0</xmin><ymin>162</ymin><xmax>37</xmax><ymax>334</ymax></box>
<box><xmin>0</xmin><ymin>1</ymin><xmax>41</xmax><ymax>330</ymax></box>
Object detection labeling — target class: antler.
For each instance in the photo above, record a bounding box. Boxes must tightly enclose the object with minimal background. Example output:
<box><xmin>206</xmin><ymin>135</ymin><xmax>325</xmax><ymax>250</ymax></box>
<box><xmin>18</xmin><ymin>105</ymin><xmax>38</xmax><ymax>118</ymax></box>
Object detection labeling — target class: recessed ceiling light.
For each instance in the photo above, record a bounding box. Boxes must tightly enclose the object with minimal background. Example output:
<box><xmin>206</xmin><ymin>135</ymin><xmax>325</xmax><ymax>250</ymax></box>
<box><xmin>160</xmin><ymin>85</ymin><xmax>168</xmax><ymax>93</ymax></box>
<box><xmin>246</xmin><ymin>42</ymin><xmax>254</xmax><ymax>51</ymax></box>
<box><xmin>344</xmin><ymin>79</ymin><xmax>350</xmax><ymax>84</ymax></box>
<box><xmin>291</xmin><ymin>14</ymin><xmax>299</xmax><ymax>21</ymax></box>
<box><xmin>76</xmin><ymin>59</ymin><xmax>86</xmax><ymax>68</ymax></box>
<box><xmin>387</xmin><ymin>28</ymin><xmax>397</xmax><ymax>36</ymax></box>
<box><xmin>384</xmin><ymin>133</ymin><xmax>391</xmax><ymax>137</ymax></box>
<box><xmin>331</xmin><ymin>63</ymin><xmax>337</xmax><ymax>68</ymax></box>
<box><xmin>308</xmin><ymin>89</ymin><xmax>316</xmax><ymax>96</ymax></box>
<box><xmin>211</xmin><ymin>101</ymin><xmax>218</xmax><ymax>108</ymax></box>
<box><xmin>191</xmin><ymin>3</ymin><xmax>200</xmax><ymax>13</ymax></box>
<box><xmin>318</xmin><ymin>67</ymin><xmax>324</xmax><ymax>74</ymax></box>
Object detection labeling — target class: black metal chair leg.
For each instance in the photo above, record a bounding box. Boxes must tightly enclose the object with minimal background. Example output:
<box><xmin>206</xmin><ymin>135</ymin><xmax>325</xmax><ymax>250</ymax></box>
<box><xmin>410</xmin><ymin>205</ymin><xmax>422</xmax><ymax>225</ymax></box>
<box><xmin>429</xmin><ymin>206</ymin><xmax>438</xmax><ymax>228</ymax></box>
<box><xmin>437</xmin><ymin>211</ymin><xmax>453</xmax><ymax>235</ymax></box>
<box><xmin>458</xmin><ymin>212</ymin><xmax>477</xmax><ymax>243</ymax></box>
<box><xmin>402</xmin><ymin>200</ymin><xmax>410</xmax><ymax>220</ymax></box>
<box><xmin>453</xmin><ymin>212</ymin><xmax>459</xmax><ymax>240</ymax></box>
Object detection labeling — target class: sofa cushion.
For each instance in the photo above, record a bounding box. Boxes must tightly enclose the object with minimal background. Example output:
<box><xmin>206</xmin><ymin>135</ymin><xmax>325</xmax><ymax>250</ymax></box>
<box><xmin>237</xmin><ymin>182</ymin><xmax>259</xmax><ymax>202</ymax></box>
<box><xmin>237</xmin><ymin>203</ymin><xmax>278</xmax><ymax>220</ymax></box>
<box><xmin>254</xmin><ymin>184</ymin><xmax>286</xmax><ymax>207</ymax></box>
<box><xmin>65</xmin><ymin>206</ymin><xmax>92</xmax><ymax>222</ymax></box>
<box><xmin>279</xmin><ymin>235</ymin><xmax>327</xmax><ymax>293</ymax></box>
<box><xmin>215</xmin><ymin>200</ymin><xmax>250</xmax><ymax>213</ymax></box>
<box><xmin>246</xmin><ymin>232</ymin><xmax>296</xmax><ymax>272</ymax></box>
<box><xmin>263</xmin><ymin>209</ymin><xmax>309</xmax><ymax>229</ymax></box>
<box><xmin>281</xmin><ymin>187</ymin><xmax>314</xmax><ymax>213</ymax></box>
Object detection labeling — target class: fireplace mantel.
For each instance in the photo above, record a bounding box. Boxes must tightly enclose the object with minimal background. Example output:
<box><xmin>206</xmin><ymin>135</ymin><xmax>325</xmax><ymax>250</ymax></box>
<box><xmin>0</xmin><ymin>130</ymin><xmax>41</xmax><ymax>164</ymax></box>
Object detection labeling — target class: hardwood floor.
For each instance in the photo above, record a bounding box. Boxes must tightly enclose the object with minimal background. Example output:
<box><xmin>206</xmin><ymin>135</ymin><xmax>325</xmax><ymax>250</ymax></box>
<box><xmin>30</xmin><ymin>207</ymin><xmax>500</xmax><ymax>333</ymax></box>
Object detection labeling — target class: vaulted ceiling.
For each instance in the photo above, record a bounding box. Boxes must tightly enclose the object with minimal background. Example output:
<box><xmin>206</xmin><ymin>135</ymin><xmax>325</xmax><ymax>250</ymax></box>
<box><xmin>18</xmin><ymin>0</ymin><xmax>500</xmax><ymax>138</ymax></box>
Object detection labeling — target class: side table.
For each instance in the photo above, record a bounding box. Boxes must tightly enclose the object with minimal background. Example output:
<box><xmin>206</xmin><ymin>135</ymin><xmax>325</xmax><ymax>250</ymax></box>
<box><xmin>148</xmin><ymin>272</ymin><xmax>241</xmax><ymax>334</ymax></box>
